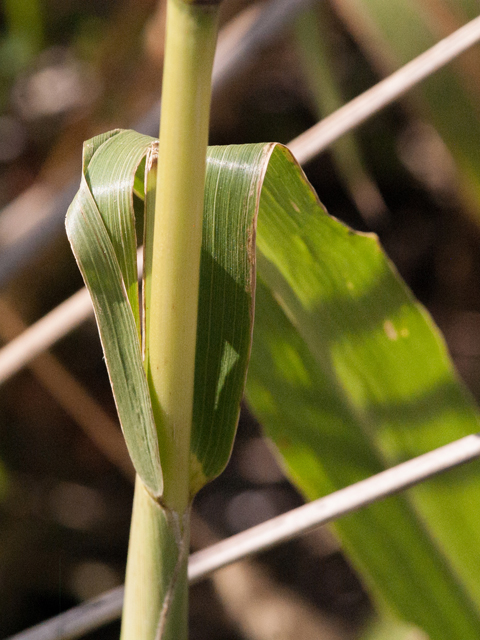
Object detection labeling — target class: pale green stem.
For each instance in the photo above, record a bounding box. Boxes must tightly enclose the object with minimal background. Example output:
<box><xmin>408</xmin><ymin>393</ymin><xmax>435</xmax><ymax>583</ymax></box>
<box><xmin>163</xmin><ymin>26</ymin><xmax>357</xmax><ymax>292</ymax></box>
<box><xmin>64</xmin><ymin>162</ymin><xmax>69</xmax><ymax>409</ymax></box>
<box><xmin>145</xmin><ymin>0</ymin><xmax>220</xmax><ymax>515</ymax></box>
<box><xmin>122</xmin><ymin>1</ymin><xmax>220</xmax><ymax>638</ymax></box>
<box><xmin>121</xmin><ymin>476</ymin><xmax>190</xmax><ymax>640</ymax></box>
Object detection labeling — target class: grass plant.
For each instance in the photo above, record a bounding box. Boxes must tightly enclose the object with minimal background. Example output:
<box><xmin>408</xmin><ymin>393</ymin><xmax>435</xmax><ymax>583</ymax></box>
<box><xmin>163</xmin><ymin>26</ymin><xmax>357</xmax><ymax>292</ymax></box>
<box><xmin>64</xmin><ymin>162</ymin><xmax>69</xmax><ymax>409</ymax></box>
<box><xmin>17</xmin><ymin>1</ymin><xmax>480</xmax><ymax>639</ymax></box>
<box><xmin>123</xmin><ymin>2</ymin><xmax>220</xmax><ymax>637</ymax></box>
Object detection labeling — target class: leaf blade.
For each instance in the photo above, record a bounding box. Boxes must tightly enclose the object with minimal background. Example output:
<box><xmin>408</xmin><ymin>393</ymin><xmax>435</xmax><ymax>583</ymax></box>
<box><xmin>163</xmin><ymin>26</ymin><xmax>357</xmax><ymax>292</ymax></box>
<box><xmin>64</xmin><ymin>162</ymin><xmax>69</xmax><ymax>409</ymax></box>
<box><xmin>190</xmin><ymin>143</ymin><xmax>273</xmax><ymax>489</ymax></box>
<box><xmin>216</xmin><ymin>142</ymin><xmax>480</xmax><ymax>637</ymax></box>
<box><xmin>66</xmin><ymin>132</ymin><xmax>163</xmax><ymax>498</ymax></box>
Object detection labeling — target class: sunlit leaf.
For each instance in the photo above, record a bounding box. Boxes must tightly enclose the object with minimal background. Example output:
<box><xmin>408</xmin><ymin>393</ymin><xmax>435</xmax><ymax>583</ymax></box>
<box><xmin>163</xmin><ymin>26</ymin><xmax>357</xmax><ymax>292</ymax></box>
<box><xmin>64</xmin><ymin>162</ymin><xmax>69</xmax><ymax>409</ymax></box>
<box><xmin>227</xmin><ymin>144</ymin><xmax>480</xmax><ymax>637</ymax></box>
<box><xmin>360</xmin><ymin>616</ymin><xmax>425</xmax><ymax>640</ymax></box>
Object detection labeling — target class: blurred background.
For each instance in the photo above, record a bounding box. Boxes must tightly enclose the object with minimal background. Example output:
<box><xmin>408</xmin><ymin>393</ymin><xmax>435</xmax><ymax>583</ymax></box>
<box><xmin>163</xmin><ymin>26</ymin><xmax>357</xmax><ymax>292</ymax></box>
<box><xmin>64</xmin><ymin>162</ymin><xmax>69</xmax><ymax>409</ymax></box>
<box><xmin>1</xmin><ymin>0</ymin><xmax>480</xmax><ymax>637</ymax></box>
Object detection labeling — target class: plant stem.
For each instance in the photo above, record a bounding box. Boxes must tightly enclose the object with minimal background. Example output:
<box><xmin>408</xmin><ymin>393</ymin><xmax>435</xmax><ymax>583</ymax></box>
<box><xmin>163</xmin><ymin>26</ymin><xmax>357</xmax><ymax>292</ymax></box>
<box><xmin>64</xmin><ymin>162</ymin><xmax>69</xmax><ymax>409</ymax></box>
<box><xmin>120</xmin><ymin>477</ymin><xmax>190</xmax><ymax>640</ymax></box>
<box><xmin>145</xmin><ymin>0</ymin><xmax>220</xmax><ymax>515</ymax></box>
<box><xmin>122</xmin><ymin>0</ymin><xmax>220</xmax><ymax>638</ymax></box>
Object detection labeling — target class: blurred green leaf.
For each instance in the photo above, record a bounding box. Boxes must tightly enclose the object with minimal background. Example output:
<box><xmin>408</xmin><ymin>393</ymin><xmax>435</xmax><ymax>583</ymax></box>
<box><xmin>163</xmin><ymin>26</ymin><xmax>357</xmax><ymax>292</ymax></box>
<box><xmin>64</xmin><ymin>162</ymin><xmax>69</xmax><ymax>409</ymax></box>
<box><xmin>295</xmin><ymin>4</ymin><xmax>387</xmax><ymax>225</ymax></box>
<box><xmin>1</xmin><ymin>0</ymin><xmax>44</xmax><ymax>75</ymax></box>
<box><xmin>334</xmin><ymin>0</ymin><xmax>480</xmax><ymax>215</ymax></box>
<box><xmin>360</xmin><ymin>616</ymin><xmax>426</xmax><ymax>640</ymax></box>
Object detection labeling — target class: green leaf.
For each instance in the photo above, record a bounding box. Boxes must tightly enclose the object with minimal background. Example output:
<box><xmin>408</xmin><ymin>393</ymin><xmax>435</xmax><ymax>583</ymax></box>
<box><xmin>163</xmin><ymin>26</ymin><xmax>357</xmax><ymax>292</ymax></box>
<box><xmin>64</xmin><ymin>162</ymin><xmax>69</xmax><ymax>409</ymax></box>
<box><xmin>230</xmin><ymin>144</ymin><xmax>480</xmax><ymax>637</ymax></box>
<box><xmin>360</xmin><ymin>617</ymin><xmax>424</xmax><ymax>640</ymax></box>
<box><xmin>189</xmin><ymin>144</ymin><xmax>267</xmax><ymax>490</ymax></box>
<box><xmin>66</xmin><ymin>130</ymin><xmax>163</xmax><ymax>498</ymax></box>
<box><xmin>252</xmin><ymin>129</ymin><xmax>480</xmax><ymax>624</ymax></box>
